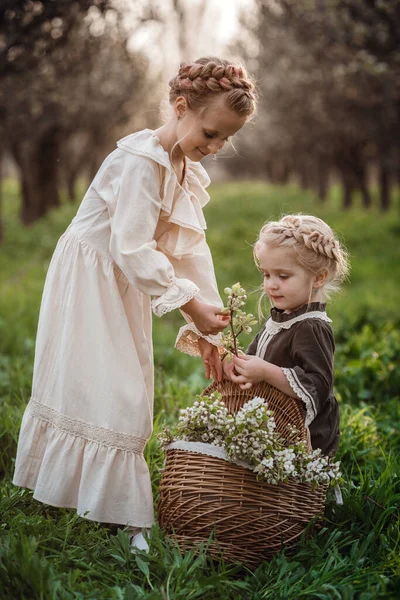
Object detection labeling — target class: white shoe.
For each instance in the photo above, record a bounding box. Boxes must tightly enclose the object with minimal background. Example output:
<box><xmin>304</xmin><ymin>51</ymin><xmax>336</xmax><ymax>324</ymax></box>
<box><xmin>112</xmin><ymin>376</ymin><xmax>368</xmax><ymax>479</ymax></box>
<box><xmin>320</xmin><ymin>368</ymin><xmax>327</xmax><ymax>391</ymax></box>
<box><xmin>129</xmin><ymin>528</ymin><xmax>150</xmax><ymax>553</ymax></box>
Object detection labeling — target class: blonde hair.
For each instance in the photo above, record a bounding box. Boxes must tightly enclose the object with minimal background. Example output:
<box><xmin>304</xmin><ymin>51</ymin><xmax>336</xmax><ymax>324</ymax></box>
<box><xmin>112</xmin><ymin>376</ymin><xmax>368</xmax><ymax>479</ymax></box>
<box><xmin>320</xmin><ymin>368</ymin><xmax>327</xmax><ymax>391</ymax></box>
<box><xmin>169</xmin><ymin>56</ymin><xmax>257</xmax><ymax>117</ymax></box>
<box><xmin>255</xmin><ymin>214</ymin><xmax>350</xmax><ymax>305</ymax></box>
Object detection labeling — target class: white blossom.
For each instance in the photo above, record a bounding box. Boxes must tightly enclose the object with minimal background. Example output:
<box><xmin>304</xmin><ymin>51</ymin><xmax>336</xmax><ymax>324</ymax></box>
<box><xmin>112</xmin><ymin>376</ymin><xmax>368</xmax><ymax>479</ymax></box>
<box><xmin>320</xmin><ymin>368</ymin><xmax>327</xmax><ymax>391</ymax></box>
<box><xmin>158</xmin><ymin>392</ymin><xmax>342</xmax><ymax>488</ymax></box>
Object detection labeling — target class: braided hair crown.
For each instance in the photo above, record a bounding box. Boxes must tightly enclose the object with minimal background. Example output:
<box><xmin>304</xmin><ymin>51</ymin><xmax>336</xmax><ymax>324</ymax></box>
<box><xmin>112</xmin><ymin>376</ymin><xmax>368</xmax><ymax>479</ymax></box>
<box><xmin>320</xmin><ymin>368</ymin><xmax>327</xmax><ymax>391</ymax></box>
<box><xmin>256</xmin><ymin>214</ymin><xmax>350</xmax><ymax>300</ymax></box>
<box><xmin>169</xmin><ymin>56</ymin><xmax>257</xmax><ymax>117</ymax></box>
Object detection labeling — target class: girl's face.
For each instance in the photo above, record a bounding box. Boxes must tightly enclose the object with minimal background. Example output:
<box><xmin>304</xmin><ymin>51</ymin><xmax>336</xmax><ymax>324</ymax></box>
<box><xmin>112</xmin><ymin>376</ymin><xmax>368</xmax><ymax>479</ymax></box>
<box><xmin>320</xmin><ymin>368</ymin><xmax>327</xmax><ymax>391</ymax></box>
<box><xmin>175</xmin><ymin>95</ymin><xmax>247</xmax><ymax>161</ymax></box>
<box><xmin>257</xmin><ymin>242</ymin><xmax>320</xmax><ymax>312</ymax></box>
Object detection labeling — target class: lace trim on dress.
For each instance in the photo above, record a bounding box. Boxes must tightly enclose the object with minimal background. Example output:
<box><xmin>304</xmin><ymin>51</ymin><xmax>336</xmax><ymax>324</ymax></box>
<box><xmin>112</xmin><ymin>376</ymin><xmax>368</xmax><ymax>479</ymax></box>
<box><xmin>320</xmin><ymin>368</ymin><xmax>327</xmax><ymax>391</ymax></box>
<box><xmin>28</xmin><ymin>399</ymin><xmax>147</xmax><ymax>454</ymax></box>
<box><xmin>266</xmin><ymin>311</ymin><xmax>331</xmax><ymax>335</ymax></box>
<box><xmin>255</xmin><ymin>311</ymin><xmax>331</xmax><ymax>359</ymax></box>
<box><xmin>255</xmin><ymin>329</ymin><xmax>273</xmax><ymax>359</ymax></box>
<box><xmin>282</xmin><ymin>368</ymin><xmax>316</xmax><ymax>426</ymax></box>
<box><xmin>166</xmin><ymin>440</ymin><xmax>252</xmax><ymax>470</ymax></box>
<box><xmin>271</xmin><ymin>302</ymin><xmax>326</xmax><ymax>323</ymax></box>
<box><xmin>175</xmin><ymin>322</ymin><xmax>223</xmax><ymax>357</ymax></box>
<box><xmin>151</xmin><ymin>277</ymin><xmax>199</xmax><ymax>317</ymax></box>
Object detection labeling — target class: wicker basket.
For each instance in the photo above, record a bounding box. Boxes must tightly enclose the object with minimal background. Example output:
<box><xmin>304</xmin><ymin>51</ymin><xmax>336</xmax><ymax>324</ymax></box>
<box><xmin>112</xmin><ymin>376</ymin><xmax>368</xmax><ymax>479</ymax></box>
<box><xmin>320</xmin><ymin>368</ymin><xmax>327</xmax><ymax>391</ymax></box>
<box><xmin>202</xmin><ymin>380</ymin><xmax>310</xmax><ymax>447</ymax></box>
<box><xmin>158</xmin><ymin>381</ymin><xmax>327</xmax><ymax>568</ymax></box>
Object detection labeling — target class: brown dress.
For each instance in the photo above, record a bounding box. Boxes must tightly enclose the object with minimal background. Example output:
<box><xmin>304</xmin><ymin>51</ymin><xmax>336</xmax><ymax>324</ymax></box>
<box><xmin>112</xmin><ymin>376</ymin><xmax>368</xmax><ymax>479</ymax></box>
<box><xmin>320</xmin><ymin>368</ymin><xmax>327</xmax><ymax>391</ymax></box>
<box><xmin>247</xmin><ymin>302</ymin><xmax>340</xmax><ymax>456</ymax></box>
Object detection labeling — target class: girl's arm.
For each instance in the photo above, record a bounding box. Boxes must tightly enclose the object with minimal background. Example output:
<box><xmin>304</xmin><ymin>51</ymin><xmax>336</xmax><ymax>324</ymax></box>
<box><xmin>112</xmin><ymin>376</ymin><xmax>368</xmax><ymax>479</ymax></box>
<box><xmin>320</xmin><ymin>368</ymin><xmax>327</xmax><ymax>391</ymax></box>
<box><xmin>281</xmin><ymin>320</ymin><xmax>335</xmax><ymax>426</ymax></box>
<box><xmin>103</xmin><ymin>152</ymin><xmax>226</xmax><ymax>334</ymax></box>
<box><xmin>105</xmin><ymin>152</ymin><xmax>196</xmax><ymax>303</ymax></box>
<box><xmin>231</xmin><ymin>355</ymin><xmax>299</xmax><ymax>396</ymax></box>
<box><xmin>232</xmin><ymin>320</ymin><xmax>335</xmax><ymax>427</ymax></box>
<box><xmin>198</xmin><ymin>337</ymin><xmax>223</xmax><ymax>382</ymax></box>
<box><xmin>172</xmin><ymin>236</ymin><xmax>229</xmax><ymax>356</ymax></box>
<box><xmin>182</xmin><ymin>296</ymin><xmax>229</xmax><ymax>337</ymax></box>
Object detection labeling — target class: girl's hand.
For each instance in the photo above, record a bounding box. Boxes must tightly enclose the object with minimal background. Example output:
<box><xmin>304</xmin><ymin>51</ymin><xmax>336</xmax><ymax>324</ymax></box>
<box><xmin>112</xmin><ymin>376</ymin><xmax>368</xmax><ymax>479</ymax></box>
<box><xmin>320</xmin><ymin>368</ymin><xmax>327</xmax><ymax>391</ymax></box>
<box><xmin>198</xmin><ymin>338</ymin><xmax>223</xmax><ymax>382</ymax></box>
<box><xmin>231</xmin><ymin>355</ymin><xmax>268</xmax><ymax>387</ymax></box>
<box><xmin>222</xmin><ymin>355</ymin><xmax>235</xmax><ymax>381</ymax></box>
<box><xmin>183</xmin><ymin>298</ymin><xmax>230</xmax><ymax>336</ymax></box>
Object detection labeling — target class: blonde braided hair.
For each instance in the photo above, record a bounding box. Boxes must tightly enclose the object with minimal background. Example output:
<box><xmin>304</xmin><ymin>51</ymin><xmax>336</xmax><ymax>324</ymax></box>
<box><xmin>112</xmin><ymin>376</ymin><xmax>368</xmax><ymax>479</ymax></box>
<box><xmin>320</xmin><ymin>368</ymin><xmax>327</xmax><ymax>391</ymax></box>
<box><xmin>169</xmin><ymin>56</ymin><xmax>257</xmax><ymax>117</ymax></box>
<box><xmin>255</xmin><ymin>214</ymin><xmax>350</xmax><ymax>301</ymax></box>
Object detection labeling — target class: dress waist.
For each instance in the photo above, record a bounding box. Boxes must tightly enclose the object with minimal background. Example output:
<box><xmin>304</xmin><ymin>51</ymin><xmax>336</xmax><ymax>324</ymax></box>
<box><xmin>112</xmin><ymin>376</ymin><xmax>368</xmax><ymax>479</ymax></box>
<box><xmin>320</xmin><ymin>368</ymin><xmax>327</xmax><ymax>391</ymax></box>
<box><xmin>59</xmin><ymin>225</ymin><xmax>126</xmax><ymax>280</ymax></box>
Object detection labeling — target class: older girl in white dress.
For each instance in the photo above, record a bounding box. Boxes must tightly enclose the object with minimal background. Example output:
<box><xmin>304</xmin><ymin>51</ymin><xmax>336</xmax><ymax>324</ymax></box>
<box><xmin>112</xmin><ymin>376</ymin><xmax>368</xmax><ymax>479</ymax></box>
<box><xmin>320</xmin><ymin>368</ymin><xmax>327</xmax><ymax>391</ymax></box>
<box><xmin>13</xmin><ymin>57</ymin><xmax>257</xmax><ymax>550</ymax></box>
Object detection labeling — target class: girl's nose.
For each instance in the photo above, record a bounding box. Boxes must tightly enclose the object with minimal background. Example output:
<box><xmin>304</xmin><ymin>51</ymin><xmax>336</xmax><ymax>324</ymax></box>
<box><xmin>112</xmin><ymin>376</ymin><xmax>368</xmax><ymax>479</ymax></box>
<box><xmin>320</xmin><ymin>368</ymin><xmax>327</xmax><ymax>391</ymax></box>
<box><xmin>208</xmin><ymin>139</ymin><xmax>224</xmax><ymax>154</ymax></box>
<box><xmin>267</xmin><ymin>277</ymin><xmax>279</xmax><ymax>290</ymax></box>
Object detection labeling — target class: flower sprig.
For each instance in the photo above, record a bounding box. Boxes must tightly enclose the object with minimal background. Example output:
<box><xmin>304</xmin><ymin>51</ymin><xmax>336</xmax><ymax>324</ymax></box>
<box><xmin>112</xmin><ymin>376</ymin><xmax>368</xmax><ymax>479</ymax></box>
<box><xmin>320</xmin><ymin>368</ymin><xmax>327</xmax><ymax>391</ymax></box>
<box><xmin>158</xmin><ymin>392</ymin><xmax>234</xmax><ymax>448</ymax></box>
<box><xmin>221</xmin><ymin>282</ymin><xmax>257</xmax><ymax>358</ymax></box>
<box><xmin>159</xmin><ymin>393</ymin><xmax>342</xmax><ymax>488</ymax></box>
<box><xmin>225</xmin><ymin>397</ymin><xmax>282</xmax><ymax>464</ymax></box>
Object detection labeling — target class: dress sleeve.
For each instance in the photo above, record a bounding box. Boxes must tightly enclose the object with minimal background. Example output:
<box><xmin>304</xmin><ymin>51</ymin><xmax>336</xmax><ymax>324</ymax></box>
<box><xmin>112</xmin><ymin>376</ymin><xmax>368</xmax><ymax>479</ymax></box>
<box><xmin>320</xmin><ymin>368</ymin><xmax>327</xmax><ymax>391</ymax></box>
<box><xmin>281</xmin><ymin>320</ymin><xmax>335</xmax><ymax>427</ymax></box>
<box><xmin>169</xmin><ymin>237</ymin><xmax>224</xmax><ymax>356</ymax></box>
<box><xmin>101</xmin><ymin>151</ymin><xmax>199</xmax><ymax>315</ymax></box>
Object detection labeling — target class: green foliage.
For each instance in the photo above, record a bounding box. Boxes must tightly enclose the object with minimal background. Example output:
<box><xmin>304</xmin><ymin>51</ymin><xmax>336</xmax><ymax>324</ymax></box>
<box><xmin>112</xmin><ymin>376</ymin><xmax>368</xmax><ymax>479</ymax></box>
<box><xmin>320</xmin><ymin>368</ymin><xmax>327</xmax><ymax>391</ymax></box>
<box><xmin>335</xmin><ymin>323</ymin><xmax>400</xmax><ymax>405</ymax></box>
<box><xmin>0</xmin><ymin>180</ymin><xmax>399</xmax><ymax>597</ymax></box>
<box><xmin>337</xmin><ymin>404</ymin><xmax>380</xmax><ymax>470</ymax></box>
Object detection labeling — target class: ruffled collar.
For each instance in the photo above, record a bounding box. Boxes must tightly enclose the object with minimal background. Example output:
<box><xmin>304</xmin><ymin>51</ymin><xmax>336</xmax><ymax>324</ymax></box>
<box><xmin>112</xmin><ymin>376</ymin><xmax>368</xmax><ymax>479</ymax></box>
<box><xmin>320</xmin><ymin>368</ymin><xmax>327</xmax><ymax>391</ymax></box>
<box><xmin>271</xmin><ymin>302</ymin><xmax>327</xmax><ymax>323</ymax></box>
<box><xmin>117</xmin><ymin>129</ymin><xmax>211</xmax><ymax>259</ymax></box>
<box><xmin>117</xmin><ymin>129</ymin><xmax>210</xmax><ymax>195</ymax></box>
<box><xmin>160</xmin><ymin>161</ymin><xmax>210</xmax><ymax>233</ymax></box>
<box><xmin>117</xmin><ymin>129</ymin><xmax>171</xmax><ymax>169</ymax></box>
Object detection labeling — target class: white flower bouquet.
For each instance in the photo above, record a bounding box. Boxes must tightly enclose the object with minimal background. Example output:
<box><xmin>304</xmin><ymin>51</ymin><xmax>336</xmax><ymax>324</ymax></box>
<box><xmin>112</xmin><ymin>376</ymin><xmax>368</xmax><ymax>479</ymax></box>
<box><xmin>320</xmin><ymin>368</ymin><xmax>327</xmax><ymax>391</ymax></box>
<box><xmin>159</xmin><ymin>392</ymin><xmax>341</xmax><ymax>489</ymax></box>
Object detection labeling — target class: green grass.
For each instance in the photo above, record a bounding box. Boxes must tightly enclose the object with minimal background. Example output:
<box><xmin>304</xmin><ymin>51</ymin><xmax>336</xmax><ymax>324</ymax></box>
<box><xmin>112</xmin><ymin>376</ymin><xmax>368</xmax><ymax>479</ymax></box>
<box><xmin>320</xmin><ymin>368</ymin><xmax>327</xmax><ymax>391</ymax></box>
<box><xmin>0</xmin><ymin>179</ymin><xmax>399</xmax><ymax>598</ymax></box>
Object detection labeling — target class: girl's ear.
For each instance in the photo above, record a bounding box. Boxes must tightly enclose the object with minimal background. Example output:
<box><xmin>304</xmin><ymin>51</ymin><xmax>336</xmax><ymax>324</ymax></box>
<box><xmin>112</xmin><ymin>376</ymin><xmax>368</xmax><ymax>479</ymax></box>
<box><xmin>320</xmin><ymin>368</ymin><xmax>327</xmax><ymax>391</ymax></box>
<box><xmin>313</xmin><ymin>270</ymin><xmax>329</xmax><ymax>289</ymax></box>
<box><xmin>174</xmin><ymin>96</ymin><xmax>188</xmax><ymax>120</ymax></box>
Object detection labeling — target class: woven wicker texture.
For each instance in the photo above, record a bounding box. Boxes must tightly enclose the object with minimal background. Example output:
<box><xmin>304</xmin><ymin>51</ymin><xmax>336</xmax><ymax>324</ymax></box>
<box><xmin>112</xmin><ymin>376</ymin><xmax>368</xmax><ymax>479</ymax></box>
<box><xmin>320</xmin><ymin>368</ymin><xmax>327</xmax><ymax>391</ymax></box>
<box><xmin>158</xmin><ymin>380</ymin><xmax>327</xmax><ymax>568</ymax></box>
<box><xmin>202</xmin><ymin>380</ymin><xmax>309</xmax><ymax>445</ymax></box>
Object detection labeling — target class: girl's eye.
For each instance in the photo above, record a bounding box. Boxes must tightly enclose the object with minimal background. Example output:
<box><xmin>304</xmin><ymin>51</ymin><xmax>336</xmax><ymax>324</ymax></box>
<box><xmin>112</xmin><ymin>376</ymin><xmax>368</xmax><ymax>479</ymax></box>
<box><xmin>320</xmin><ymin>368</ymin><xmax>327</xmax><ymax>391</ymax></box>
<box><xmin>263</xmin><ymin>273</ymin><xmax>270</xmax><ymax>279</ymax></box>
<box><xmin>204</xmin><ymin>131</ymin><xmax>215</xmax><ymax>139</ymax></box>
<box><xmin>279</xmin><ymin>275</ymin><xmax>289</xmax><ymax>280</ymax></box>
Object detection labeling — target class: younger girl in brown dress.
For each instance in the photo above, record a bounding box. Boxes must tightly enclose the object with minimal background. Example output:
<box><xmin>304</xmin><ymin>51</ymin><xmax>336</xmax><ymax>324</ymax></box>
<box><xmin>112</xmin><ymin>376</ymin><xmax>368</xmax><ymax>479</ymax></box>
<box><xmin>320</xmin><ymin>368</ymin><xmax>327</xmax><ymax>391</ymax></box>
<box><xmin>224</xmin><ymin>214</ymin><xmax>349</xmax><ymax>456</ymax></box>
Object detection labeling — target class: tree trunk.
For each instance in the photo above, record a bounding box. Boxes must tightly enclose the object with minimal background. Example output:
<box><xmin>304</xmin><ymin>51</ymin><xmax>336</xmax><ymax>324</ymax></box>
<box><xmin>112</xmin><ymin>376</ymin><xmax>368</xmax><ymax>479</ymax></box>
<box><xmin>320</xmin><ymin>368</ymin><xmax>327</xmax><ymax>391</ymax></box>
<box><xmin>67</xmin><ymin>172</ymin><xmax>77</xmax><ymax>203</ymax></box>
<box><xmin>395</xmin><ymin>149</ymin><xmax>400</xmax><ymax>186</ymax></box>
<box><xmin>340</xmin><ymin>169</ymin><xmax>353</xmax><ymax>209</ymax></box>
<box><xmin>360</xmin><ymin>184</ymin><xmax>372</xmax><ymax>209</ymax></box>
<box><xmin>298</xmin><ymin>165</ymin><xmax>310</xmax><ymax>190</ymax></box>
<box><xmin>37</xmin><ymin>132</ymin><xmax>61</xmax><ymax>210</ymax></box>
<box><xmin>20</xmin><ymin>166</ymin><xmax>49</xmax><ymax>224</ymax></box>
<box><xmin>0</xmin><ymin>147</ymin><xmax>3</xmax><ymax>243</ymax></box>
<box><xmin>62</xmin><ymin>156</ymin><xmax>78</xmax><ymax>203</ymax></box>
<box><xmin>359</xmin><ymin>171</ymin><xmax>371</xmax><ymax>209</ymax></box>
<box><xmin>379</xmin><ymin>162</ymin><xmax>391</xmax><ymax>211</ymax></box>
<box><xmin>265</xmin><ymin>157</ymin><xmax>274</xmax><ymax>181</ymax></box>
<box><xmin>317</xmin><ymin>160</ymin><xmax>329</xmax><ymax>202</ymax></box>
<box><xmin>61</xmin><ymin>137</ymin><xmax>87</xmax><ymax>203</ymax></box>
<box><xmin>11</xmin><ymin>131</ymin><xmax>60</xmax><ymax>225</ymax></box>
<box><xmin>353</xmin><ymin>157</ymin><xmax>371</xmax><ymax>209</ymax></box>
<box><xmin>11</xmin><ymin>143</ymin><xmax>46</xmax><ymax>225</ymax></box>
<box><xmin>277</xmin><ymin>160</ymin><xmax>291</xmax><ymax>185</ymax></box>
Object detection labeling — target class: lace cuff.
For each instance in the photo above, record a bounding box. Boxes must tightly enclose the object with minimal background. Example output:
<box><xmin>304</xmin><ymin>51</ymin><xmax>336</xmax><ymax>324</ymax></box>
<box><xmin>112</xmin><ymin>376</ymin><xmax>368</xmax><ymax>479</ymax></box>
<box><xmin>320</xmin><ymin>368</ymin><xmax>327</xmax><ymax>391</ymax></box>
<box><xmin>151</xmin><ymin>277</ymin><xmax>199</xmax><ymax>317</ymax></box>
<box><xmin>174</xmin><ymin>322</ymin><xmax>223</xmax><ymax>357</ymax></box>
<box><xmin>282</xmin><ymin>367</ymin><xmax>316</xmax><ymax>426</ymax></box>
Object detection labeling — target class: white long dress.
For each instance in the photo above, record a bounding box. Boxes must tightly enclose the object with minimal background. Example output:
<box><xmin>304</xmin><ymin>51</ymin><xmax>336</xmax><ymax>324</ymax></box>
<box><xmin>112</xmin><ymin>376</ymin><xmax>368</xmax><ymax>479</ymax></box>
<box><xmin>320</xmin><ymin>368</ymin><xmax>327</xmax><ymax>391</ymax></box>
<box><xmin>12</xmin><ymin>129</ymin><xmax>222</xmax><ymax>527</ymax></box>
